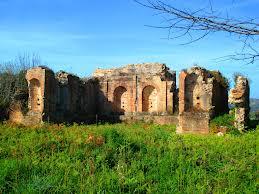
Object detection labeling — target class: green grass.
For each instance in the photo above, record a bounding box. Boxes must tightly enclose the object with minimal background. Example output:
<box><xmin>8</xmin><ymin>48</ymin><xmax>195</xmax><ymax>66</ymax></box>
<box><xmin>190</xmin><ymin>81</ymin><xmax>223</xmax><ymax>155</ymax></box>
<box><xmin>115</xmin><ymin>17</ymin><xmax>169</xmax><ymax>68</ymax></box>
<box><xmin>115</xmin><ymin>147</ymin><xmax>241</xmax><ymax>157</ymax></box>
<box><xmin>0</xmin><ymin>123</ymin><xmax>257</xmax><ymax>193</ymax></box>
<box><xmin>210</xmin><ymin>113</ymin><xmax>238</xmax><ymax>134</ymax></box>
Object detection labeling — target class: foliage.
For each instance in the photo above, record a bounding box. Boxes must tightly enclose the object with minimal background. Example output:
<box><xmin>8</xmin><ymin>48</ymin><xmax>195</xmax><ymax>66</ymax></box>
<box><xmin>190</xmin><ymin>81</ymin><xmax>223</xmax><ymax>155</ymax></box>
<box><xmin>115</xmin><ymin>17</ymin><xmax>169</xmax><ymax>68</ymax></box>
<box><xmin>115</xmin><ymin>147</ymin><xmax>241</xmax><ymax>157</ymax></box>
<box><xmin>0</xmin><ymin>123</ymin><xmax>256</xmax><ymax>193</ymax></box>
<box><xmin>209</xmin><ymin>70</ymin><xmax>230</xmax><ymax>89</ymax></box>
<box><xmin>0</xmin><ymin>54</ymin><xmax>41</xmax><ymax>120</ymax></box>
<box><xmin>210</xmin><ymin>113</ymin><xmax>239</xmax><ymax>134</ymax></box>
<box><xmin>250</xmin><ymin>99</ymin><xmax>259</xmax><ymax>112</ymax></box>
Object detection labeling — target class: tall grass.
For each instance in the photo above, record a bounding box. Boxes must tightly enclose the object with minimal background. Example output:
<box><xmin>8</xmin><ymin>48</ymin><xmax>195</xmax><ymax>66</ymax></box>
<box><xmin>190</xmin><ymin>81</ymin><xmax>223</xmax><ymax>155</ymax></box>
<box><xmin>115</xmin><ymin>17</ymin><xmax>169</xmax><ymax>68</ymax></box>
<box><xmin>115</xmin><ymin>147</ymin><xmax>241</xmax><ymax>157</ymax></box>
<box><xmin>0</xmin><ymin>123</ymin><xmax>257</xmax><ymax>193</ymax></box>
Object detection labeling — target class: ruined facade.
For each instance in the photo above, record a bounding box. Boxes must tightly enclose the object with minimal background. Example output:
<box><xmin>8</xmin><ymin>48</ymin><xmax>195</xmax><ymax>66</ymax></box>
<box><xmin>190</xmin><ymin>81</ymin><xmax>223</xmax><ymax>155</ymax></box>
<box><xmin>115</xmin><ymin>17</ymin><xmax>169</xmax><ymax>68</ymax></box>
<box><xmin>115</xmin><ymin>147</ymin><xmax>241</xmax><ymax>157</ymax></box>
<box><xmin>93</xmin><ymin>63</ymin><xmax>177</xmax><ymax>116</ymax></box>
<box><xmin>12</xmin><ymin>63</ymin><xmax>177</xmax><ymax>125</ymax></box>
<box><xmin>229</xmin><ymin>76</ymin><xmax>250</xmax><ymax>131</ymax></box>
<box><xmin>177</xmin><ymin>67</ymin><xmax>229</xmax><ymax>134</ymax></box>
<box><xmin>10</xmin><ymin>64</ymin><xmax>246</xmax><ymax>135</ymax></box>
<box><xmin>24</xmin><ymin>66</ymin><xmax>97</xmax><ymax>124</ymax></box>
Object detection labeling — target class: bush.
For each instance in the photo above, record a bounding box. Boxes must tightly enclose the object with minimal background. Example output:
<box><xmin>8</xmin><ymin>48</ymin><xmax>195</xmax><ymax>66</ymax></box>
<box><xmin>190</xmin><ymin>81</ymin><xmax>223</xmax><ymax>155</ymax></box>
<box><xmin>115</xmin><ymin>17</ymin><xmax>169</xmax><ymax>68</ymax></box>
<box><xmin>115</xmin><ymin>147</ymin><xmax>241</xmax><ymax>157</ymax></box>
<box><xmin>0</xmin><ymin>54</ymin><xmax>41</xmax><ymax>120</ymax></box>
<box><xmin>210</xmin><ymin>113</ymin><xmax>238</xmax><ymax>134</ymax></box>
<box><xmin>209</xmin><ymin>70</ymin><xmax>230</xmax><ymax>89</ymax></box>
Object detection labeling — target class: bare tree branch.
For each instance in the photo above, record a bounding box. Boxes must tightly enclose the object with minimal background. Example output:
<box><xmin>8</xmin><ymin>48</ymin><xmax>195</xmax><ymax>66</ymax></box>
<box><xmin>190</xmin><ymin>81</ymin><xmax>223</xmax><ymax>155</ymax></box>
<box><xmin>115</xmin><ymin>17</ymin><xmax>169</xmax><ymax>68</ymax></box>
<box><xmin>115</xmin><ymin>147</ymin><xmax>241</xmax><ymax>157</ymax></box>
<box><xmin>135</xmin><ymin>0</ymin><xmax>259</xmax><ymax>64</ymax></box>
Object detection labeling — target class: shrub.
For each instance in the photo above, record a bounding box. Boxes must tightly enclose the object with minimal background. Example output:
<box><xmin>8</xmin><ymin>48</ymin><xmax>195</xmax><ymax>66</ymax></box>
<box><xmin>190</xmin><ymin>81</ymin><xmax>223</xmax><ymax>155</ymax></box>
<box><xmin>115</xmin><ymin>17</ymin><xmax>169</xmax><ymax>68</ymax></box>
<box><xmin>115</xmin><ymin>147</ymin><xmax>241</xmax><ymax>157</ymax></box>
<box><xmin>210</xmin><ymin>113</ymin><xmax>238</xmax><ymax>134</ymax></box>
<box><xmin>0</xmin><ymin>54</ymin><xmax>41</xmax><ymax>120</ymax></box>
<box><xmin>209</xmin><ymin>70</ymin><xmax>230</xmax><ymax>89</ymax></box>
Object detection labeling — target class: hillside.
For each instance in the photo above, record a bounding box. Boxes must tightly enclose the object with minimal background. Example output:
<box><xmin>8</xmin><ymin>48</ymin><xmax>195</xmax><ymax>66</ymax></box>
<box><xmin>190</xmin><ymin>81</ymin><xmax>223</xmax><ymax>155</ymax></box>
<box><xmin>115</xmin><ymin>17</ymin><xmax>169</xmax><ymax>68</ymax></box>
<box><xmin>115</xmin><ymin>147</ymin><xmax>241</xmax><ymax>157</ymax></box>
<box><xmin>250</xmin><ymin>98</ymin><xmax>259</xmax><ymax>112</ymax></box>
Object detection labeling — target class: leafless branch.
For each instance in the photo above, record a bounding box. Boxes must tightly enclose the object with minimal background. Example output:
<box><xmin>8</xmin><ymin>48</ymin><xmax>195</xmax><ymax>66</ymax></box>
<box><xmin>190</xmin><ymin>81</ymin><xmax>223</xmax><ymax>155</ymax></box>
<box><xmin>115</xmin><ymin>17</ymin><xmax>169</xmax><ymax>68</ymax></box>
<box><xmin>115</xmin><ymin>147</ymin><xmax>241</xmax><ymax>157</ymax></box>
<box><xmin>135</xmin><ymin>0</ymin><xmax>259</xmax><ymax>64</ymax></box>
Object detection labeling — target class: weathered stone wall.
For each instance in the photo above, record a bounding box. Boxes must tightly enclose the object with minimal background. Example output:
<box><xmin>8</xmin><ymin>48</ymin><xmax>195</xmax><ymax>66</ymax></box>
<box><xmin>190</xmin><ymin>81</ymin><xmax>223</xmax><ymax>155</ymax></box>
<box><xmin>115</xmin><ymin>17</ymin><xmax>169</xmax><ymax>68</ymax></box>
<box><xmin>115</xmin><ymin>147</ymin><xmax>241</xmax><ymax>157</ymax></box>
<box><xmin>177</xmin><ymin>67</ymin><xmax>229</xmax><ymax>134</ymax></box>
<box><xmin>18</xmin><ymin>63</ymin><xmax>177</xmax><ymax>125</ymax></box>
<box><xmin>178</xmin><ymin>112</ymin><xmax>210</xmax><ymax>134</ymax></box>
<box><xmin>93</xmin><ymin>63</ymin><xmax>177</xmax><ymax>116</ymax></box>
<box><xmin>212</xmin><ymin>79</ymin><xmax>229</xmax><ymax>115</ymax></box>
<box><xmin>11</xmin><ymin>64</ymin><xmax>233</xmax><ymax>132</ymax></box>
<box><xmin>26</xmin><ymin>67</ymin><xmax>49</xmax><ymax>116</ymax></box>
<box><xmin>120</xmin><ymin>114</ymin><xmax>178</xmax><ymax>125</ymax></box>
<box><xmin>229</xmin><ymin>76</ymin><xmax>250</xmax><ymax>131</ymax></box>
<box><xmin>22</xmin><ymin>67</ymin><xmax>98</xmax><ymax>124</ymax></box>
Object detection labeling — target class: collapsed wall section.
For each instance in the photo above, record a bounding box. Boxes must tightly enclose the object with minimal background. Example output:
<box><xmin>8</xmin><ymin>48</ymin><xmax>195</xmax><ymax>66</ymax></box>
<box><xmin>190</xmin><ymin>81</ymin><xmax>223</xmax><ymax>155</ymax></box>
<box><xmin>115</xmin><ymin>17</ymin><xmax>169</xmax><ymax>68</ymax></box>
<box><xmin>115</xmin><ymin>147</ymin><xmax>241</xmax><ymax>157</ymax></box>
<box><xmin>21</xmin><ymin>67</ymin><xmax>98</xmax><ymax>125</ymax></box>
<box><xmin>177</xmin><ymin>67</ymin><xmax>229</xmax><ymax>134</ymax></box>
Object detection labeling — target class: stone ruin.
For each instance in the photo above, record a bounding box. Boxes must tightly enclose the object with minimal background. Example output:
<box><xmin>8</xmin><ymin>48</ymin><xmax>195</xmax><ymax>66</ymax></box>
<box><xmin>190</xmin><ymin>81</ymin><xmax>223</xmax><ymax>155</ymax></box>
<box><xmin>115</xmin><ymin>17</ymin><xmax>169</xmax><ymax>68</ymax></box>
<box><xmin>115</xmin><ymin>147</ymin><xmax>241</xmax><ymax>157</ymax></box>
<box><xmin>11</xmin><ymin>66</ymin><xmax>98</xmax><ymax>125</ymax></box>
<box><xmin>229</xmin><ymin>76</ymin><xmax>250</xmax><ymax>131</ymax></box>
<box><xmin>177</xmin><ymin>67</ymin><xmax>229</xmax><ymax>134</ymax></box>
<box><xmin>93</xmin><ymin>63</ymin><xmax>178</xmax><ymax>124</ymax></box>
<box><xmin>10</xmin><ymin>63</ymin><xmax>177</xmax><ymax>125</ymax></box>
<box><xmin>8</xmin><ymin>63</ymin><xmax>250</xmax><ymax>134</ymax></box>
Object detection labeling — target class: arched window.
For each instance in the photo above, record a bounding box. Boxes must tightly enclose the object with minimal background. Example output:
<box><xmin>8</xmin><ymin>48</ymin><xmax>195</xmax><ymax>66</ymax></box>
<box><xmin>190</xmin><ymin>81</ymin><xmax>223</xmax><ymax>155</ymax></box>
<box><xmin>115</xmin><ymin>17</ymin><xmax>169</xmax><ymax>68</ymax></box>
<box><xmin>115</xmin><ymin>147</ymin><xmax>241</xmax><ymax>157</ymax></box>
<box><xmin>113</xmin><ymin>86</ymin><xmax>128</xmax><ymax>113</ymax></box>
<box><xmin>142</xmin><ymin>85</ymin><xmax>158</xmax><ymax>112</ymax></box>
<box><xmin>29</xmin><ymin>79</ymin><xmax>41</xmax><ymax>112</ymax></box>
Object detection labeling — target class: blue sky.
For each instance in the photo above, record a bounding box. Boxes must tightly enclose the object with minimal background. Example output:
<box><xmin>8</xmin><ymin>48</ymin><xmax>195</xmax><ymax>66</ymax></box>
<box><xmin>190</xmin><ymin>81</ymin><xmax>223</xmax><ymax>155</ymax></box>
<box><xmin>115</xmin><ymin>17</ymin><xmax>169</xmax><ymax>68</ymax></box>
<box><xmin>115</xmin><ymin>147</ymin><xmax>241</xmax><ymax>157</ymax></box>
<box><xmin>0</xmin><ymin>0</ymin><xmax>258</xmax><ymax>97</ymax></box>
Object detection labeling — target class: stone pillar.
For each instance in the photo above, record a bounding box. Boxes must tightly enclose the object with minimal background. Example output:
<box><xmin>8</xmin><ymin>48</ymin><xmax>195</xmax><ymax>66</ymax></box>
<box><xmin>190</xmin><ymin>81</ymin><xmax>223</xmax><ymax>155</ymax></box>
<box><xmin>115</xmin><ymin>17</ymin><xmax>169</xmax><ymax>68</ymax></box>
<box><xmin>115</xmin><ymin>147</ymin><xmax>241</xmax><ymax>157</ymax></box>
<box><xmin>26</xmin><ymin>68</ymin><xmax>46</xmax><ymax>114</ymax></box>
<box><xmin>166</xmin><ymin>81</ymin><xmax>174</xmax><ymax>114</ymax></box>
<box><xmin>26</xmin><ymin>66</ymin><xmax>56</xmax><ymax>124</ymax></box>
<box><xmin>178</xmin><ymin>71</ymin><xmax>187</xmax><ymax>114</ymax></box>
<box><xmin>229</xmin><ymin>76</ymin><xmax>250</xmax><ymax>131</ymax></box>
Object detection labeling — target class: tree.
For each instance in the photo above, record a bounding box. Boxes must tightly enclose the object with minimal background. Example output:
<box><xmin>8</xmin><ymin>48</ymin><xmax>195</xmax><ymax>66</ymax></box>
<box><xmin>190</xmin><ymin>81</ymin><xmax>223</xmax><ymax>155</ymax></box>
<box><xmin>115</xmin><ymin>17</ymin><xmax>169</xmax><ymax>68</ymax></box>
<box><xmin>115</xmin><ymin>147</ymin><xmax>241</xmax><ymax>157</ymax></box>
<box><xmin>0</xmin><ymin>54</ymin><xmax>41</xmax><ymax>120</ymax></box>
<box><xmin>135</xmin><ymin>0</ymin><xmax>259</xmax><ymax>64</ymax></box>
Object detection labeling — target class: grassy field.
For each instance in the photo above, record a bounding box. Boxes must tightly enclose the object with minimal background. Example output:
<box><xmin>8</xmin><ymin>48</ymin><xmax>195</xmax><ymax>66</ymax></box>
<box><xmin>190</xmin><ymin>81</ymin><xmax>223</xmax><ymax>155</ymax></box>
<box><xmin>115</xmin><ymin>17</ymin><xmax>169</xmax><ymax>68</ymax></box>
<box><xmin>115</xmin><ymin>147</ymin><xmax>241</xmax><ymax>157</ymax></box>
<box><xmin>0</xmin><ymin>123</ymin><xmax>257</xmax><ymax>193</ymax></box>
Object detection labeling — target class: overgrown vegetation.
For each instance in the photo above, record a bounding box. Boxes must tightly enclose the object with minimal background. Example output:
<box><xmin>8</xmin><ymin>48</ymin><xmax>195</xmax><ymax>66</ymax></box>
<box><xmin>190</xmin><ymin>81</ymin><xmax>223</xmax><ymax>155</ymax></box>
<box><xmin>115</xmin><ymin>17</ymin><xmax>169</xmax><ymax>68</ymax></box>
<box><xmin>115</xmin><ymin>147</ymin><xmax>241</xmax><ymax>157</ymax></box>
<box><xmin>0</xmin><ymin>54</ymin><xmax>41</xmax><ymax>120</ymax></box>
<box><xmin>0</xmin><ymin>123</ymin><xmax>257</xmax><ymax>193</ymax></box>
<box><xmin>209</xmin><ymin>70</ymin><xmax>230</xmax><ymax>89</ymax></box>
<box><xmin>250</xmin><ymin>98</ymin><xmax>259</xmax><ymax>112</ymax></box>
<box><xmin>210</xmin><ymin>113</ymin><xmax>237</xmax><ymax>134</ymax></box>
<box><xmin>210</xmin><ymin>112</ymin><xmax>259</xmax><ymax>134</ymax></box>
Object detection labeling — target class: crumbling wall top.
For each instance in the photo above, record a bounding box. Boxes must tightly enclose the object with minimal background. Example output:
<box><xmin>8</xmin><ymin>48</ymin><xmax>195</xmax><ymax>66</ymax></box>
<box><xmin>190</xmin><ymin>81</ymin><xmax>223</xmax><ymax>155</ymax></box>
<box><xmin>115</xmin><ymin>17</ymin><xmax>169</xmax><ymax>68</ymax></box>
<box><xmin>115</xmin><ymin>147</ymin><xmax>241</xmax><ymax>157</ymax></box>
<box><xmin>56</xmin><ymin>71</ymin><xmax>80</xmax><ymax>85</ymax></box>
<box><xmin>229</xmin><ymin>76</ymin><xmax>249</xmax><ymax>105</ymax></box>
<box><xmin>93</xmin><ymin>63</ymin><xmax>176</xmax><ymax>80</ymax></box>
<box><xmin>27</xmin><ymin>66</ymin><xmax>54</xmax><ymax>73</ymax></box>
<box><xmin>81</xmin><ymin>77</ymin><xmax>99</xmax><ymax>84</ymax></box>
<box><xmin>184</xmin><ymin>66</ymin><xmax>228</xmax><ymax>89</ymax></box>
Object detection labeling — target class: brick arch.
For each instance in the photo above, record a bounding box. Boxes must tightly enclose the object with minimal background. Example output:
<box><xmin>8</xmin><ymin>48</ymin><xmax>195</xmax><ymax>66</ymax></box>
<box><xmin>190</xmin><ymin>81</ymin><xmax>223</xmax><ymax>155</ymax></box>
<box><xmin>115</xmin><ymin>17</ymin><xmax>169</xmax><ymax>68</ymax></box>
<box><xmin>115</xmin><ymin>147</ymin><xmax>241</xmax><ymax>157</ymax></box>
<box><xmin>29</xmin><ymin>78</ymin><xmax>42</xmax><ymax>112</ymax></box>
<box><xmin>141</xmin><ymin>82</ymin><xmax>161</xmax><ymax>94</ymax></box>
<box><xmin>142</xmin><ymin>85</ymin><xmax>158</xmax><ymax>112</ymax></box>
<box><xmin>113</xmin><ymin>86</ymin><xmax>129</xmax><ymax>114</ymax></box>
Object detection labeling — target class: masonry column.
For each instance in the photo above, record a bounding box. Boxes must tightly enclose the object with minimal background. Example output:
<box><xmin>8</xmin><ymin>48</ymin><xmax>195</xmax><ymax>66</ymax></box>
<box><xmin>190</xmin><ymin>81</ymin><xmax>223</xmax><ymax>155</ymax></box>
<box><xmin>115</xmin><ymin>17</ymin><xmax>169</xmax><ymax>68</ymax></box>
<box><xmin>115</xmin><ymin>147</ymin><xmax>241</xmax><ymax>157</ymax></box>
<box><xmin>178</xmin><ymin>71</ymin><xmax>187</xmax><ymax>114</ymax></box>
<box><xmin>166</xmin><ymin>81</ymin><xmax>174</xmax><ymax>114</ymax></box>
<box><xmin>133</xmin><ymin>75</ymin><xmax>138</xmax><ymax>113</ymax></box>
<box><xmin>229</xmin><ymin>76</ymin><xmax>250</xmax><ymax>131</ymax></box>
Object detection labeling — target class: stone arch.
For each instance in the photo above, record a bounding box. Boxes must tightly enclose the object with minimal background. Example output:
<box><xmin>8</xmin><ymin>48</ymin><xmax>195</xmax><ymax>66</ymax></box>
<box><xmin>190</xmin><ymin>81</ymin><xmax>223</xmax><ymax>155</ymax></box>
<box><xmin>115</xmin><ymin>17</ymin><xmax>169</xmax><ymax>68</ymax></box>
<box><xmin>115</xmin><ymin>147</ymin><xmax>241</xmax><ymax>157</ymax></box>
<box><xmin>113</xmin><ymin>86</ymin><xmax>128</xmax><ymax>113</ymax></box>
<box><xmin>29</xmin><ymin>78</ymin><xmax>42</xmax><ymax>112</ymax></box>
<box><xmin>142</xmin><ymin>85</ymin><xmax>158</xmax><ymax>112</ymax></box>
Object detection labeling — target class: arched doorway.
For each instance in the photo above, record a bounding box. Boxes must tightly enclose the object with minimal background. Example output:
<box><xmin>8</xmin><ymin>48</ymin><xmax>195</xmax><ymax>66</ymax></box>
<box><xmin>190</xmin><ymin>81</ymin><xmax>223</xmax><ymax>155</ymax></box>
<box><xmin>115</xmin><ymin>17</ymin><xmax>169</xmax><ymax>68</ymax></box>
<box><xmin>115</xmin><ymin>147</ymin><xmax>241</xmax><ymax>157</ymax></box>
<box><xmin>29</xmin><ymin>79</ymin><xmax>41</xmax><ymax>112</ymax></box>
<box><xmin>113</xmin><ymin>86</ymin><xmax>128</xmax><ymax>113</ymax></box>
<box><xmin>142</xmin><ymin>85</ymin><xmax>158</xmax><ymax>112</ymax></box>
